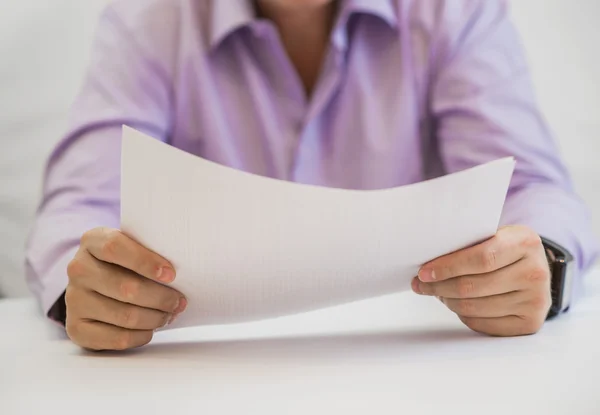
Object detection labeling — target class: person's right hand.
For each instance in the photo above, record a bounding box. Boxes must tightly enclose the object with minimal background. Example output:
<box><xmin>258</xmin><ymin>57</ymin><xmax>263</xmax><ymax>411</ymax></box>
<box><xmin>65</xmin><ymin>227</ymin><xmax>187</xmax><ymax>351</ymax></box>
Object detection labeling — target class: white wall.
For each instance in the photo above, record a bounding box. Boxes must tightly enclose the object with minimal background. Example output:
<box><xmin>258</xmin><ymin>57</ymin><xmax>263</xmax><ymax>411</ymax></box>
<box><xmin>0</xmin><ymin>0</ymin><xmax>110</xmax><ymax>297</ymax></box>
<box><xmin>509</xmin><ymin>0</ymin><xmax>600</xmax><ymax>235</ymax></box>
<box><xmin>0</xmin><ymin>0</ymin><xmax>599</xmax><ymax>297</ymax></box>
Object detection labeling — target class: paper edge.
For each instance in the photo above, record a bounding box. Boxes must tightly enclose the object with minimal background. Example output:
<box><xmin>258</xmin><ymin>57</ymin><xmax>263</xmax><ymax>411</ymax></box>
<box><xmin>120</xmin><ymin>125</ymin><xmax>516</xmax><ymax>196</ymax></box>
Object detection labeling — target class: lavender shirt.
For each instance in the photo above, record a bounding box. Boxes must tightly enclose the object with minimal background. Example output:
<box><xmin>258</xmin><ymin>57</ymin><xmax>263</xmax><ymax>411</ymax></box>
<box><xmin>25</xmin><ymin>0</ymin><xmax>599</xmax><ymax>320</ymax></box>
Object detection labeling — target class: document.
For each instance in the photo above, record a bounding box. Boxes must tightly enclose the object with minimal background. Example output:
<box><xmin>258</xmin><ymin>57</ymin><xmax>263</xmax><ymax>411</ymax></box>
<box><xmin>120</xmin><ymin>126</ymin><xmax>515</xmax><ymax>330</ymax></box>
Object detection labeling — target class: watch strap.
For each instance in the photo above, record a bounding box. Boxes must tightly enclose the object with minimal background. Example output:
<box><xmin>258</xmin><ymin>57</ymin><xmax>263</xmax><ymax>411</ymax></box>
<box><xmin>542</xmin><ymin>237</ymin><xmax>573</xmax><ymax>320</ymax></box>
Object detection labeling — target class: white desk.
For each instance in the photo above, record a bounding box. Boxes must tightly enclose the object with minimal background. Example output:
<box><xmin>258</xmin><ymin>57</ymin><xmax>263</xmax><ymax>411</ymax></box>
<box><xmin>2</xmin><ymin>268</ymin><xmax>600</xmax><ymax>415</ymax></box>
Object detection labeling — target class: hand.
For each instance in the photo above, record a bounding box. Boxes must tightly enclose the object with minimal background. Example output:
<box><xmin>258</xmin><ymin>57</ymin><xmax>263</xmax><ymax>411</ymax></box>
<box><xmin>66</xmin><ymin>227</ymin><xmax>187</xmax><ymax>351</ymax></box>
<box><xmin>412</xmin><ymin>225</ymin><xmax>552</xmax><ymax>337</ymax></box>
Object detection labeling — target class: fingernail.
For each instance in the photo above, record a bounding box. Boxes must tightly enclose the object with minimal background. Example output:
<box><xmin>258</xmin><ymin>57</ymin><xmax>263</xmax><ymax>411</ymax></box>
<box><xmin>411</xmin><ymin>278</ymin><xmax>423</xmax><ymax>295</ymax></box>
<box><xmin>173</xmin><ymin>297</ymin><xmax>187</xmax><ymax>315</ymax></box>
<box><xmin>168</xmin><ymin>313</ymin><xmax>179</xmax><ymax>325</ymax></box>
<box><xmin>419</xmin><ymin>268</ymin><xmax>436</xmax><ymax>282</ymax></box>
<box><xmin>157</xmin><ymin>267</ymin><xmax>176</xmax><ymax>283</ymax></box>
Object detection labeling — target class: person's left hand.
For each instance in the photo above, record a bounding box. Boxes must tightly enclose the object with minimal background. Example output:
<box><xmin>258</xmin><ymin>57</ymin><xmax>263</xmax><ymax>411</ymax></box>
<box><xmin>411</xmin><ymin>225</ymin><xmax>552</xmax><ymax>337</ymax></box>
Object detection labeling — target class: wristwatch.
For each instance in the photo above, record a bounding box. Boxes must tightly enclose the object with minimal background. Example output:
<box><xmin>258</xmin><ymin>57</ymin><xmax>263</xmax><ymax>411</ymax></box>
<box><xmin>542</xmin><ymin>237</ymin><xmax>575</xmax><ymax>320</ymax></box>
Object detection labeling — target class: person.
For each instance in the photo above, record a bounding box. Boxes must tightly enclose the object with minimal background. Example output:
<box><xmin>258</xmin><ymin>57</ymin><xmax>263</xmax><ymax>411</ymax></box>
<box><xmin>25</xmin><ymin>0</ymin><xmax>598</xmax><ymax>351</ymax></box>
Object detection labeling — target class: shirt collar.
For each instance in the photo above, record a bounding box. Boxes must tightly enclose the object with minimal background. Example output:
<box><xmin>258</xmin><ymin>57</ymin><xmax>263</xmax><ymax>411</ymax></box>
<box><xmin>208</xmin><ymin>0</ymin><xmax>398</xmax><ymax>52</ymax></box>
<box><xmin>333</xmin><ymin>0</ymin><xmax>398</xmax><ymax>50</ymax></box>
<box><xmin>209</xmin><ymin>0</ymin><xmax>256</xmax><ymax>50</ymax></box>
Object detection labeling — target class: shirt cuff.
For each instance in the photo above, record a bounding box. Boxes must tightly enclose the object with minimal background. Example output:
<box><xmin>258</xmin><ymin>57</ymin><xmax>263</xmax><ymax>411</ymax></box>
<box><xmin>39</xmin><ymin>246</ymin><xmax>78</xmax><ymax>327</ymax></box>
<box><xmin>500</xmin><ymin>184</ymin><xmax>599</xmax><ymax>277</ymax></box>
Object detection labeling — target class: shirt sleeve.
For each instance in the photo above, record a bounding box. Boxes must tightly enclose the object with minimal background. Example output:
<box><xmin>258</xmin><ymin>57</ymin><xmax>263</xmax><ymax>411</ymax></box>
<box><xmin>431</xmin><ymin>0</ymin><xmax>599</xmax><ymax>279</ymax></box>
<box><xmin>24</xmin><ymin>5</ymin><xmax>173</xmax><ymax>323</ymax></box>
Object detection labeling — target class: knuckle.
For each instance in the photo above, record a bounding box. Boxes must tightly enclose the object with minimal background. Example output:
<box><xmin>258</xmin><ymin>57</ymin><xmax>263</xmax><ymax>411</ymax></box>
<box><xmin>67</xmin><ymin>257</ymin><xmax>85</xmax><ymax>281</ymax></box>
<box><xmin>527</xmin><ymin>266</ymin><xmax>550</xmax><ymax>285</ymax></box>
<box><xmin>456</xmin><ymin>278</ymin><xmax>476</xmax><ymax>298</ymax></box>
<box><xmin>100</xmin><ymin>230</ymin><xmax>122</xmax><ymax>261</ymax></box>
<box><xmin>530</xmin><ymin>294</ymin><xmax>551</xmax><ymax>313</ymax></box>
<box><xmin>80</xmin><ymin>229</ymin><xmax>97</xmax><ymax>246</ymax></box>
<box><xmin>480</xmin><ymin>247</ymin><xmax>497</xmax><ymax>271</ymax></box>
<box><xmin>521</xmin><ymin>231</ymin><xmax>543</xmax><ymax>250</ymax></box>
<box><xmin>120</xmin><ymin>307</ymin><xmax>138</xmax><ymax>328</ymax></box>
<box><xmin>118</xmin><ymin>279</ymin><xmax>140</xmax><ymax>301</ymax></box>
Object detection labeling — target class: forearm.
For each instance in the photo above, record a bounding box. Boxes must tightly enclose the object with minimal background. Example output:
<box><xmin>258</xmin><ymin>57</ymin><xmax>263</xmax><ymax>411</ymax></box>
<box><xmin>25</xmin><ymin>128</ymin><xmax>122</xmax><ymax>321</ymax></box>
<box><xmin>25</xmin><ymin>4</ymin><xmax>173</xmax><ymax>322</ymax></box>
<box><xmin>429</xmin><ymin>0</ymin><xmax>599</xmax><ymax>281</ymax></box>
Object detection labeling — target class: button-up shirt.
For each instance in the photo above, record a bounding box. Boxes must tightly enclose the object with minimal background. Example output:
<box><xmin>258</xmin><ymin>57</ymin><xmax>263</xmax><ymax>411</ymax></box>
<box><xmin>25</xmin><ymin>0</ymin><xmax>599</xmax><ymax>319</ymax></box>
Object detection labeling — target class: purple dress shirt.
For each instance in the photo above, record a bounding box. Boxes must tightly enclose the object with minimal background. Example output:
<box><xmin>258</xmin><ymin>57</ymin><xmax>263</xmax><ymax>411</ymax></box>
<box><xmin>25</xmin><ymin>0</ymin><xmax>599</xmax><ymax>321</ymax></box>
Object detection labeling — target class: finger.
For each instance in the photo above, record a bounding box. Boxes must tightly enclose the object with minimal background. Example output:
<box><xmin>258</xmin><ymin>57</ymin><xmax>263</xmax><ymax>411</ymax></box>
<box><xmin>68</xmin><ymin>250</ymin><xmax>185</xmax><ymax>314</ymax></box>
<box><xmin>459</xmin><ymin>315</ymin><xmax>544</xmax><ymax>337</ymax></box>
<box><xmin>418</xmin><ymin>225</ymin><xmax>541</xmax><ymax>282</ymax></box>
<box><xmin>440</xmin><ymin>290</ymin><xmax>528</xmax><ymax>318</ymax></box>
<box><xmin>79</xmin><ymin>290</ymin><xmax>172</xmax><ymax>330</ymax></box>
<box><xmin>82</xmin><ymin>227</ymin><xmax>176</xmax><ymax>283</ymax></box>
<box><xmin>413</xmin><ymin>259</ymin><xmax>528</xmax><ymax>298</ymax></box>
<box><xmin>66</xmin><ymin>319</ymin><xmax>154</xmax><ymax>351</ymax></box>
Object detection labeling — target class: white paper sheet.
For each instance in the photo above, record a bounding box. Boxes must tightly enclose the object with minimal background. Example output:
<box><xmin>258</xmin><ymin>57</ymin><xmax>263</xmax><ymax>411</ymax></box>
<box><xmin>120</xmin><ymin>126</ymin><xmax>515</xmax><ymax>330</ymax></box>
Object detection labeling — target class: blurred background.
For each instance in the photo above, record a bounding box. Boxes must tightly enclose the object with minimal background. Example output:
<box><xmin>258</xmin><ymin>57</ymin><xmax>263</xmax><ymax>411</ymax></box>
<box><xmin>1</xmin><ymin>0</ymin><xmax>599</xmax><ymax>298</ymax></box>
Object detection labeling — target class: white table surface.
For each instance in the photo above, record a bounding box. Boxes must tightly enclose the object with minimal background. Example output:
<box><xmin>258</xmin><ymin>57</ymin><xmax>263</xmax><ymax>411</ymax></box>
<box><xmin>2</xmin><ymin>268</ymin><xmax>600</xmax><ymax>415</ymax></box>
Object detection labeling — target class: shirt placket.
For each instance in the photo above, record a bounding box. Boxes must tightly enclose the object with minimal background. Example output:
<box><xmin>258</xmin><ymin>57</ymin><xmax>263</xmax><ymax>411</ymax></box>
<box><xmin>290</xmin><ymin>45</ymin><xmax>346</xmax><ymax>183</ymax></box>
<box><xmin>258</xmin><ymin>20</ymin><xmax>347</xmax><ymax>183</ymax></box>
